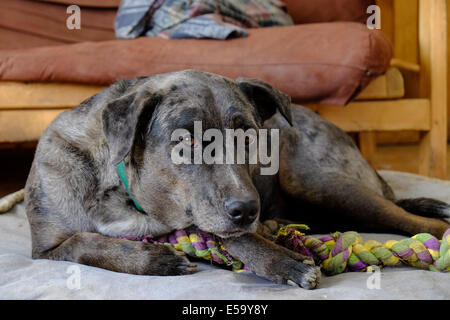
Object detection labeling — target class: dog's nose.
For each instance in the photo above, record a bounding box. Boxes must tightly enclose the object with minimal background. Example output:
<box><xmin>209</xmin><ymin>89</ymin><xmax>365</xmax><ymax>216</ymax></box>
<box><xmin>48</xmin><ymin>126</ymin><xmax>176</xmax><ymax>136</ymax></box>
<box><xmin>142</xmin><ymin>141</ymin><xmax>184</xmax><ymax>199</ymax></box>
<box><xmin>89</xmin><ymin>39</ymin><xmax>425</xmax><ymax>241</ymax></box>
<box><xmin>225</xmin><ymin>198</ymin><xmax>259</xmax><ymax>225</ymax></box>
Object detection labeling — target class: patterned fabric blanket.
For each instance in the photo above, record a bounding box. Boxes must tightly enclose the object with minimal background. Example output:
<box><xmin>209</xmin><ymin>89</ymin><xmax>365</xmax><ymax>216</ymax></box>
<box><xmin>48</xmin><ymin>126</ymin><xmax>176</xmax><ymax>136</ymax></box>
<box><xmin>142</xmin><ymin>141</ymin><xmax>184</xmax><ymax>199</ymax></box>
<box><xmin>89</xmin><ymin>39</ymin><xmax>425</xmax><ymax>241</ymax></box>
<box><xmin>115</xmin><ymin>0</ymin><xmax>293</xmax><ymax>39</ymax></box>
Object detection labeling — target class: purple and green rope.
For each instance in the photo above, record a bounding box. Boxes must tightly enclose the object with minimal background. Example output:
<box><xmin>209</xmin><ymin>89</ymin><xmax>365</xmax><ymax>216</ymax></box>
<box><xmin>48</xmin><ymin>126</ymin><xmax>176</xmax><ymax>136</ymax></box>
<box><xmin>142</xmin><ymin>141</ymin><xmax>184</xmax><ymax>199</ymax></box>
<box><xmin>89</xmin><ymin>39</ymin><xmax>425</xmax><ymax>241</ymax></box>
<box><xmin>122</xmin><ymin>224</ymin><xmax>450</xmax><ymax>275</ymax></box>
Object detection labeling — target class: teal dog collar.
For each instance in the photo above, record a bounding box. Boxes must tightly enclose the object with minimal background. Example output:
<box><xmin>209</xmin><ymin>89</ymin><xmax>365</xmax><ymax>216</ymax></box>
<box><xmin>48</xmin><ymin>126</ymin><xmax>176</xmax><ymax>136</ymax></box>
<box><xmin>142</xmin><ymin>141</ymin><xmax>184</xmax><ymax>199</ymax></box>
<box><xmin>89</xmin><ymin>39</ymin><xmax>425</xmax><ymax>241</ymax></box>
<box><xmin>116</xmin><ymin>160</ymin><xmax>145</xmax><ymax>212</ymax></box>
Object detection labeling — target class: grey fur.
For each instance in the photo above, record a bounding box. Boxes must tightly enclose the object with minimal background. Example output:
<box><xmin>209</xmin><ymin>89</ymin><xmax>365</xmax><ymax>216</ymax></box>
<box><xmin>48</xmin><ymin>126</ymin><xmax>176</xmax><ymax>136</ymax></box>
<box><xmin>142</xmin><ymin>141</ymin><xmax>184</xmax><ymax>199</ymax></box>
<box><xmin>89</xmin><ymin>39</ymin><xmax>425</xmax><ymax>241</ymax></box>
<box><xmin>25</xmin><ymin>70</ymin><xmax>450</xmax><ymax>289</ymax></box>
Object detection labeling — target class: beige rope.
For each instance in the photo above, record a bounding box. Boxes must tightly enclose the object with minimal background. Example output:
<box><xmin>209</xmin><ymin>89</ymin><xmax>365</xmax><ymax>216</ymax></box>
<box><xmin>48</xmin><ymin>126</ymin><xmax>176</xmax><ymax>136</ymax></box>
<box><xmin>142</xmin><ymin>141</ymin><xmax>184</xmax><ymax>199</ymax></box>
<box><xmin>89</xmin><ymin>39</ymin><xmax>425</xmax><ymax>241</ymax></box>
<box><xmin>0</xmin><ymin>189</ymin><xmax>25</xmax><ymax>213</ymax></box>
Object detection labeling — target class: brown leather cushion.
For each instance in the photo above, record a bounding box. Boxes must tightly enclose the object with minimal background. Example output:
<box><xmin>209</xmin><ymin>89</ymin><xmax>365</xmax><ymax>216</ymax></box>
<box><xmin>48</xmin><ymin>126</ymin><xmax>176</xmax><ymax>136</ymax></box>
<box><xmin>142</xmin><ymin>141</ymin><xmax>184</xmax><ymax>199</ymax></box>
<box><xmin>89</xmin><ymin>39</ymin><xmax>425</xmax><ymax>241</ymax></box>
<box><xmin>0</xmin><ymin>0</ymin><xmax>116</xmax><ymax>50</ymax></box>
<box><xmin>36</xmin><ymin>0</ymin><xmax>375</xmax><ymax>17</ymax></box>
<box><xmin>37</xmin><ymin>0</ymin><xmax>121</xmax><ymax>7</ymax></box>
<box><xmin>0</xmin><ymin>0</ymin><xmax>375</xmax><ymax>51</ymax></box>
<box><xmin>283</xmin><ymin>0</ymin><xmax>376</xmax><ymax>24</ymax></box>
<box><xmin>0</xmin><ymin>22</ymin><xmax>392</xmax><ymax>105</ymax></box>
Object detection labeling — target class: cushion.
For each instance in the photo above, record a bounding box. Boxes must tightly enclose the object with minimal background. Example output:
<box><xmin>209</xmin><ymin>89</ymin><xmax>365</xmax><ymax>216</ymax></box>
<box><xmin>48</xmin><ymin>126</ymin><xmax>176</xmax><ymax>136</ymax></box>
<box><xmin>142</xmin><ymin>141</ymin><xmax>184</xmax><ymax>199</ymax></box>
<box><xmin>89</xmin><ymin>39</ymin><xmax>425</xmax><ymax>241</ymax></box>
<box><xmin>0</xmin><ymin>0</ymin><xmax>376</xmax><ymax>50</ymax></box>
<box><xmin>1</xmin><ymin>171</ymin><xmax>450</xmax><ymax>299</ymax></box>
<box><xmin>283</xmin><ymin>0</ymin><xmax>376</xmax><ymax>24</ymax></box>
<box><xmin>0</xmin><ymin>0</ymin><xmax>116</xmax><ymax>50</ymax></box>
<box><xmin>0</xmin><ymin>22</ymin><xmax>392</xmax><ymax>105</ymax></box>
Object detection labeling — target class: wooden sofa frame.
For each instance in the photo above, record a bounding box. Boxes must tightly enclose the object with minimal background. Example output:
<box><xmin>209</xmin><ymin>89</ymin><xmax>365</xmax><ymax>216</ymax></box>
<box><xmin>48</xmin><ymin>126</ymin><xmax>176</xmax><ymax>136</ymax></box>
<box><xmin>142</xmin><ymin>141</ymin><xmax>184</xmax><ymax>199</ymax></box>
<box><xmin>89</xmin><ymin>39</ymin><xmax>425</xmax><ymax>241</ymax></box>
<box><xmin>0</xmin><ymin>0</ymin><xmax>447</xmax><ymax>178</ymax></box>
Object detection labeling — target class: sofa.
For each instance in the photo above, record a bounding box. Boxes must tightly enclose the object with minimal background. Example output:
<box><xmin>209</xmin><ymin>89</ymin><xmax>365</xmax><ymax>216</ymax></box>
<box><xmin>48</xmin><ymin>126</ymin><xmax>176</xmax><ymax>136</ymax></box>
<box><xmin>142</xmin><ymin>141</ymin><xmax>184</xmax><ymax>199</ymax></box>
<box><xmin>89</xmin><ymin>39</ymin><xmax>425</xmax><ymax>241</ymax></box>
<box><xmin>0</xmin><ymin>0</ymin><xmax>446</xmax><ymax>178</ymax></box>
<box><xmin>0</xmin><ymin>0</ymin><xmax>391</xmax><ymax>103</ymax></box>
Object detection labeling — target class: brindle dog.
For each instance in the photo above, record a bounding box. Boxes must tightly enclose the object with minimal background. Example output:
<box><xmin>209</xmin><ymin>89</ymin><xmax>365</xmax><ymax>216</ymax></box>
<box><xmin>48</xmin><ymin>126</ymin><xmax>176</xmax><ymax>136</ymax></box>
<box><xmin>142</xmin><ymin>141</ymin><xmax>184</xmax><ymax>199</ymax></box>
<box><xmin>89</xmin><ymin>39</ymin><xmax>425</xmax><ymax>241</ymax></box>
<box><xmin>25</xmin><ymin>70</ymin><xmax>450</xmax><ymax>289</ymax></box>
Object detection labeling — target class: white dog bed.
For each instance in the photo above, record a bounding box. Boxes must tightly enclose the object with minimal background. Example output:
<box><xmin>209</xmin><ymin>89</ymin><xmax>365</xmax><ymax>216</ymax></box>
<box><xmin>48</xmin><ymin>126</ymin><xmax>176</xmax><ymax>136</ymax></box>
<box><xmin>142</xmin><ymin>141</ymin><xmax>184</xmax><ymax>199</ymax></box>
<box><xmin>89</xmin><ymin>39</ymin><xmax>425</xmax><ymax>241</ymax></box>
<box><xmin>0</xmin><ymin>170</ymin><xmax>449</xmax><ymax>300</ymax></box>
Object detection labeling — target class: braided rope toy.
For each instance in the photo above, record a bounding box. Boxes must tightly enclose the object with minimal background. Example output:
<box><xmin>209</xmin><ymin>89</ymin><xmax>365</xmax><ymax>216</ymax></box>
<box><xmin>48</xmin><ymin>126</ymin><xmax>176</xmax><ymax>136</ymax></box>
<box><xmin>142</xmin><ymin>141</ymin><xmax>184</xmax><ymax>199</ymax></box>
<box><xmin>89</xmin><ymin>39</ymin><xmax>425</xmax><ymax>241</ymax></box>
<box><xmin>273</xmin><ymin>224</ymin><xmax>450</xmax><ymax>275</ymax></box>
<box><xmin>0</xmin><ymin>189</ymin><xmax>24</xmax><ymax>213</ymax></box>
<box><xmin>120</xmin><ymin>230</ymin><xmax>247</xmax><ymax>272</ymax></box>
<box><xmin>124</xmin><ymin>223</ymin><xmax>450</xmax><ymax>275</ymax></box>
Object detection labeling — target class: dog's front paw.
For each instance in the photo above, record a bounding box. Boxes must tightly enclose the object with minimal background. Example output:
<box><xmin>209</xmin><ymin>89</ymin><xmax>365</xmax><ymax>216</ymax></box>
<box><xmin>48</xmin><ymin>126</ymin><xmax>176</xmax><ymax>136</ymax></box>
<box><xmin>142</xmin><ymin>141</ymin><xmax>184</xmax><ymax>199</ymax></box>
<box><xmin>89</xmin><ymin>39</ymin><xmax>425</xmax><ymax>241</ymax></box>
<box><xmin>142</xmin><ymin>243</ymin><xmax>198</xmax><ymax>276</ymax></box>
<box><xmin>221</xmin><ymin>233</ymin><xmax>320</xmax><ymax>289</ymax></box>
<box><xmin>264</xmin><ymin>255</ymin><xmax>321</xmax><ymax>289</ymax></box>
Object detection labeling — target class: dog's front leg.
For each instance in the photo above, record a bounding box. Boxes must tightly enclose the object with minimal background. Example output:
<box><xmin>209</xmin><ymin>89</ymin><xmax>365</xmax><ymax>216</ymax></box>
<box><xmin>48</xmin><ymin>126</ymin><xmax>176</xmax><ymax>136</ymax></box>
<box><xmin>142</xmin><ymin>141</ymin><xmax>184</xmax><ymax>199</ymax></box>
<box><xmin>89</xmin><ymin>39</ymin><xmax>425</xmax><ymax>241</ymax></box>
<box><xmin>221</xmin><ymin>233</ymin><xmax>320</xmax><ymax>289</ymax></box>
<box><xmin>40</xmin><ymin>232</ymin><xmax>197</xmax><ymax>276</ymax></box>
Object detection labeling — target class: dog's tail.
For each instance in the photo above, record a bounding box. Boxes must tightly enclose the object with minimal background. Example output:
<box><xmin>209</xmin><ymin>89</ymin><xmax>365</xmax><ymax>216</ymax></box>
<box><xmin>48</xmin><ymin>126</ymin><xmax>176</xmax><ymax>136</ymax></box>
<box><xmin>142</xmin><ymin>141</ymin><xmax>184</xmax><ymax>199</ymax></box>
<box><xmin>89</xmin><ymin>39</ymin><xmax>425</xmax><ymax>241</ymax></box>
<box><xmin>396</xmin><ymin>198</ymin><xmax>450</xmax><ymax>222</ymax></box>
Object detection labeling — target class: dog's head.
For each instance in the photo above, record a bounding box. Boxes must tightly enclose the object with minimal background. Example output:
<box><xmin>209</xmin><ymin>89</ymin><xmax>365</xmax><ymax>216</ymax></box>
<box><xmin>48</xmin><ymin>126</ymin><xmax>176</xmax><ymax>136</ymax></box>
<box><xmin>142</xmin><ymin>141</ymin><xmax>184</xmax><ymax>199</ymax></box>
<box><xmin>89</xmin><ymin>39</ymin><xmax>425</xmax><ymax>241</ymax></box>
<box><xmin>102</xmin><ymin>70</ymin><xmax>292</xmax><ymax>238</ymax></box>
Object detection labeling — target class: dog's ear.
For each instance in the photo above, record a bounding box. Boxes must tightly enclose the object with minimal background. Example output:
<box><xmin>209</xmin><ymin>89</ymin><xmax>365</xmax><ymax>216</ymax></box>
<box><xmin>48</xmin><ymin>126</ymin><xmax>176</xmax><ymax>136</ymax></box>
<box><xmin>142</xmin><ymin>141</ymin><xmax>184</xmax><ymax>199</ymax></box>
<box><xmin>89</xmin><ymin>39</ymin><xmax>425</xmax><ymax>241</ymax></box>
<box><xmin>236</xmin><ymin>78</ymin><xmax>293</xmax><ymax>126</ymax></box>
<box><xmin>102</xmin><ymin>91</ymin><xmax>160</xmax><ymax>165</ymax></box>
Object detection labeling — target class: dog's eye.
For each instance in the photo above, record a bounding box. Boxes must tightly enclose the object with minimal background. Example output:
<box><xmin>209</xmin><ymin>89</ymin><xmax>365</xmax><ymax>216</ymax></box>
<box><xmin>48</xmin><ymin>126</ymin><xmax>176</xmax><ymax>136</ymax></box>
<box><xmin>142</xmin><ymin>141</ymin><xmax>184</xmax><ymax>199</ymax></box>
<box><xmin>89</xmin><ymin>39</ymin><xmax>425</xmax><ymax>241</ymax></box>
<box><xmin>245</xmin><ymin>135</ymin><xmax>256</xmax><ymax>145</ymax></box>
<box><xmin>180</xmin><ymin>134</ymin><xmax>194</xmax><ymax>146</ymax></box>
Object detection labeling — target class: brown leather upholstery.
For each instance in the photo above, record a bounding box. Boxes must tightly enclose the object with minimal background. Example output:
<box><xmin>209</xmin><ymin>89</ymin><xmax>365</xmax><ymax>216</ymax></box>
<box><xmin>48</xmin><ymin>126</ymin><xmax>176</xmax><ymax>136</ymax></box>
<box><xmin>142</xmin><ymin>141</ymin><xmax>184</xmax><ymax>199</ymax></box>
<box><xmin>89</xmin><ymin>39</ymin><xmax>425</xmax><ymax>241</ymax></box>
<box><xmin>0</xmin><ymin>22</ymin><xmax>392</xmax><ymax>105</ymax></box>
<box><xmin>35</xmin><ymin>0</ymin><xmax>376</xmax><ymax>22</ymax></box>
<box><xmin>37</xmin><ymin>0</ymin><xmax>121</xmax><ymax>7</ymax></box>
<box><xmin>0</xmin><ymin>0</ymin><xmax>116</xmax><ymax>50</ymax></box>
<box><xmin>283</xmin><ymin>0</ymin><xmax>376</xmax><ymax>24</ymax></box>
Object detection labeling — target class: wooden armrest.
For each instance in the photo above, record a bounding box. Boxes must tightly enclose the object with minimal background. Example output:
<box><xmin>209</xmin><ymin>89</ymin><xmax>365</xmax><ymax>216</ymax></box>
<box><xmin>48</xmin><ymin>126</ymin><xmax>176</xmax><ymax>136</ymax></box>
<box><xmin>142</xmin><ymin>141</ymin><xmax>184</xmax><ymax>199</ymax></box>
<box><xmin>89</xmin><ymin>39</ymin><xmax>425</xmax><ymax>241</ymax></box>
<box><xmin>0</xmin><ymin>82</ymin><xmax>105</xmax><ymax>110</ymax></box>
<box><xmin>390</xmin><ymin>58</ymin><xmax>421</xmax><ymax>73</ymax></box>
<box><xmin>356</xmin><ymin>67</ymin><xmax>405</xmax><ymax>100</ymax></box>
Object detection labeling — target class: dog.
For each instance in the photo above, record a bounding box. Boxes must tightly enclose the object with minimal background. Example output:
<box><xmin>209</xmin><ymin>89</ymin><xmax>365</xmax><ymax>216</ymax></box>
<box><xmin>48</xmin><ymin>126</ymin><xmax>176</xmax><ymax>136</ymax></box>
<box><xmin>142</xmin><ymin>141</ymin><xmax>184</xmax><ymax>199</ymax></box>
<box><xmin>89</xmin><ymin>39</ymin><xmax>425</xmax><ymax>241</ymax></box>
<box><xmin>25</xmin><ymin>69</ymin><xmax>450</xmax><ymax>289</ymax></box>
